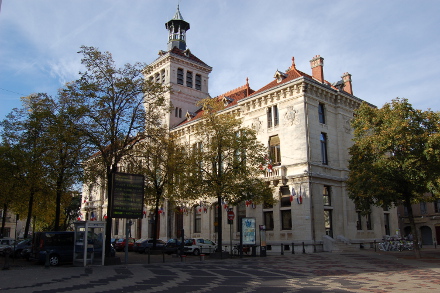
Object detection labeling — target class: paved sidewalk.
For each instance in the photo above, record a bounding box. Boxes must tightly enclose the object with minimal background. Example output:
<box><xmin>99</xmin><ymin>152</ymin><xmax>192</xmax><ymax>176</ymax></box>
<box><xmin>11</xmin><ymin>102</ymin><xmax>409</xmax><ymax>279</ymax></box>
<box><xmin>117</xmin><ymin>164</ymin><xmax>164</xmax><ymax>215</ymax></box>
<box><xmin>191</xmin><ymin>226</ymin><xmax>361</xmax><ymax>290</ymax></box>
<box><xmin>1</xmin><ymin>248</ymin><xmax>440</xmax><ymax>292</ymax></box>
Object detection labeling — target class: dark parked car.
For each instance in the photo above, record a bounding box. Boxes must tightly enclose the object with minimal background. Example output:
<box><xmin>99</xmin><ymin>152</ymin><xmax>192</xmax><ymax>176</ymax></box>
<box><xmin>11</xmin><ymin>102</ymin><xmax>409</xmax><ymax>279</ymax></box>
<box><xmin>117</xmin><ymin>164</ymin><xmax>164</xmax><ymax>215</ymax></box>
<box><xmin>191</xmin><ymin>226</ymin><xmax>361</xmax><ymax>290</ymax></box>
<box><xmin>13</xmin><ymin>238</ymin><xmax>32</xmax><ymax>258</ymax></box>
<box><xmin>30</xmin><ymin>231</ymin><xmax>75</xmax><ymax>266</ymax></box>
<box><xmin>114</xmin><ymin>238</ymin><xmax>136</xmax><ymax>252</ymax></box>
<box><xmin>134</xmin><ymin>239</ymin><xmax>166</xmax><ymax>253</ymax></box>
<box><xmin>164</xmin><ymin>238</ymin><xmax>183</xmax><ymax>255</ymax></box>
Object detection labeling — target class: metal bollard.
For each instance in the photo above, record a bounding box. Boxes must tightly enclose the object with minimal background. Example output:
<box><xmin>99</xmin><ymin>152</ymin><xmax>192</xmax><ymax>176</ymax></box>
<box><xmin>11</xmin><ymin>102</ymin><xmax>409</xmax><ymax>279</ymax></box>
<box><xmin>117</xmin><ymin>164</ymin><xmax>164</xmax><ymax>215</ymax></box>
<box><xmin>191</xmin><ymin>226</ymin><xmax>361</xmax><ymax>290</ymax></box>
<box><xmin>45</xmin><ymin>250</ymin><xmax>51</xmax><ymax>268</ymax></box>
<box><xmin>147</xmin><ymin>248</ymin><xmax>151</xmax><ymax>264</ymax></box>
<box><xmin>292</xmin><ymin>242</ymin><xmax>295</xmax><ymax>254</ymax></box>
<box><xmin>281</xmin><ymin>243</ymin><xmax>284</xmax><ymax>255</ymax></box>
<box><xmin>374</xmin><ymin>240</ymin><xmax>377</xmax><ymax>252</ymax></box>
<box><xmin>163</xmin><ymin>251</ymin><xmax>165</xmax><ymax>263</ymax></box>
<box><xmin>313</xmin><ymin>243</ymin><xmax>317</xmax><ymax>253</ymax></box>
<box><xmin>181</xmin><ymin>255</ymin><xmax>187</xmax><ymax>262</ymax></box>
<box><xmin>302</xmin><ymin>242</ymin><xmax>306</xmax><ymax>254</ymax></box>
<box><xmin>200</xmin><ymin>254</ymin><xmax>205</xmax><ymax>261</ymax></box>
<box><xmin>2</xmin><ymin>248</ymin><xmax>11</xmax><ymax>270</ymax></box>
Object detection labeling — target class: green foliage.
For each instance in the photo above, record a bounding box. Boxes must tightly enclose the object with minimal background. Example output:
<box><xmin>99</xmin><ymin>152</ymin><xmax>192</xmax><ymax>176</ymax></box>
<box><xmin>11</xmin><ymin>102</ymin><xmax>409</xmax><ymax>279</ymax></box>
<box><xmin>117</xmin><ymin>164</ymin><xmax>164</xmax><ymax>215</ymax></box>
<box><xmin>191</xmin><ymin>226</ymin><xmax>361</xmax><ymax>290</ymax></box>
<box><xmin>62</xmin><ymin>46</ymin><xmax>170</xmax><ymax>175</ymax></box>
<box><xmin>347</xmin><ymin>98</ymin><xmax>440</xmax><ymax>211</ymax></box>
<box><xmin>180</xmin><ymin>97</ymin><xmax>273</xmax><ymax>205</ymax></box>
<box><xmin>0</xmin><ymin>93</ymin><xmax>85</xmax><ymax>234</ymax></box>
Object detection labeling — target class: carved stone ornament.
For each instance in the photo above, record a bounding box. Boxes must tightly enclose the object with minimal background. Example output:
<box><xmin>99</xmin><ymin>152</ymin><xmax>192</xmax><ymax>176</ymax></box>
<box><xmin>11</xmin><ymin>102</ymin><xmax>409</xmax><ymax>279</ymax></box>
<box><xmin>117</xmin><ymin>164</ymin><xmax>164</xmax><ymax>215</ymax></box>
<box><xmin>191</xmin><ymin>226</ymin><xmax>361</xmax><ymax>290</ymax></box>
<box><xmin>251</xmin><ymin>118</ymin><xmax>262</xmax><ymax>134</ymax></box>
<box><xmin>343</xmin><ymin>119</ymin><xmax>352</xmax><ymax>133</ymax></box>
<box><xmin>284</xmin><ymin>106</ymin><xmax>298</xmax><ymax>126</ymax></box>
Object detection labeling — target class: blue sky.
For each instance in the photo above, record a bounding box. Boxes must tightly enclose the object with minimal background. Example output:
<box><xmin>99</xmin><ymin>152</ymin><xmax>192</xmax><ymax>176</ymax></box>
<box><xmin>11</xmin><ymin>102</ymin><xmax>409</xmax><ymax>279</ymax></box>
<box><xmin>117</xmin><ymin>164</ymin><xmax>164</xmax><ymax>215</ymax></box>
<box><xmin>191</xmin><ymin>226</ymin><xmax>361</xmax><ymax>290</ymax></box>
<box><xmin>1</xmin><ymin>0</ymin><xmax>440</xmax><ymax>121</ymax></box>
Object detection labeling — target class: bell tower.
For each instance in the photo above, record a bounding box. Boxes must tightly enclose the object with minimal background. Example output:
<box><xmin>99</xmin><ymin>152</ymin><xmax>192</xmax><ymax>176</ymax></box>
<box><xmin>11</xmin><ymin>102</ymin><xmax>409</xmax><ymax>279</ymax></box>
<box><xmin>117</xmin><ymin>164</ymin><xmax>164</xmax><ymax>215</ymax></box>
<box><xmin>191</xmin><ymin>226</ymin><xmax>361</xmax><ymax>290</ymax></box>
<box><xmin>146</xmin><ymin>5</ymin><xmax>212</xmax><ymax>129</ymax></box>
<box><xmin>165</xmin><ymin>5</ymin><xmax>190</xmax><ymax>51</ymax></box>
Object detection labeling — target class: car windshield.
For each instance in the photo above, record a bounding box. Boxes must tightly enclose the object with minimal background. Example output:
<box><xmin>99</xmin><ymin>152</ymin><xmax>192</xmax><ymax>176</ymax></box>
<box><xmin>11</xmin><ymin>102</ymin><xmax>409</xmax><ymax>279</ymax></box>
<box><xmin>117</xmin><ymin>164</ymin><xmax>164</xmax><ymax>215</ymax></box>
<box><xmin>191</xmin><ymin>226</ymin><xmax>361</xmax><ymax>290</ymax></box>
<box><xmin>184</xmin><ymin>239</ymin><xmax>194</xmax><ymax>245</ymax></box>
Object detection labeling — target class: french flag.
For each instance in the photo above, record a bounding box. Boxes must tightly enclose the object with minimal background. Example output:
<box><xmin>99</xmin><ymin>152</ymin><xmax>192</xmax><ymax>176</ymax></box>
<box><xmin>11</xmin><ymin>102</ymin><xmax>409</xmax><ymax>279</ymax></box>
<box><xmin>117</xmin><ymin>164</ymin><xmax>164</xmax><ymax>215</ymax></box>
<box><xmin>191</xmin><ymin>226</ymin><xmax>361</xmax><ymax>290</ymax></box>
<box><xmin>290</xmin><ymin>187</ymin><xmax>296</xmax><ymax>202</ymax></box>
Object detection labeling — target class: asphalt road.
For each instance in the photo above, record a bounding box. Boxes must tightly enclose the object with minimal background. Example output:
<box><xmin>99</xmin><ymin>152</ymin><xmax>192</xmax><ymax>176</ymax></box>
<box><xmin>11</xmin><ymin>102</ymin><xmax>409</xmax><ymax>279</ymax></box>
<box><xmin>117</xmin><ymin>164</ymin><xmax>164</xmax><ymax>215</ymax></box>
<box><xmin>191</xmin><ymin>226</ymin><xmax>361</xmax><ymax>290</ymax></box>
<box><xmin>1</xmin><ymin>248</ymin><xmax>440</xmax><ymax>292</ymax></box>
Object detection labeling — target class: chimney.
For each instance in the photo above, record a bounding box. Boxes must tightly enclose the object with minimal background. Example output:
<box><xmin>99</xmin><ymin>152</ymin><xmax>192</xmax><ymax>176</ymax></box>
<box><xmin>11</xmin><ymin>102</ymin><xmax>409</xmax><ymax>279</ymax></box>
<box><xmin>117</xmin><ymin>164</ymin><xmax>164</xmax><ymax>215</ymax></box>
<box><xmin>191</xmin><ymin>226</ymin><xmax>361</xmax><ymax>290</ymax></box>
<box><xmin>310</xmin><ymin>55</ymin><xmax>324</xmax><ymax>83</ymax></box>
<box><xmin>342</xmin><ymin>72</ymin><xmax>353</xmax><ymax>95</ymax></box>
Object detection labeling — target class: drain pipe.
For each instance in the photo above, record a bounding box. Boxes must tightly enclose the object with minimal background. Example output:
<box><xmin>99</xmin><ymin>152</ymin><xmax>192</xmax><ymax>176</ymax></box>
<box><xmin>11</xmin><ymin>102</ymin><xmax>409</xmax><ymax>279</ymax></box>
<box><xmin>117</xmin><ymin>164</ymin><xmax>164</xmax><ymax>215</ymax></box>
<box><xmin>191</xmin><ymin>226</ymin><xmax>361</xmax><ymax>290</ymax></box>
<box><xmin>303</xmin><ymin>87</ymin><xmax>316</xmax><ymax>245</ymax></box>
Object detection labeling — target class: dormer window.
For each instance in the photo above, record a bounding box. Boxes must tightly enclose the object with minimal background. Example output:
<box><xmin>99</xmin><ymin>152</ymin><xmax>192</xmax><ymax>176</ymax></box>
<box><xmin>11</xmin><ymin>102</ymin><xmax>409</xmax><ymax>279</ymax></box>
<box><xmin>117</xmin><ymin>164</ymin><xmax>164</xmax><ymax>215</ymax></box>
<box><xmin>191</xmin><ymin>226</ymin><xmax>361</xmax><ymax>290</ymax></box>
<box><xmin>222</xmin><ymin>96</ymin><xmax>234</xmax><ymax>107</ymax></box>
<box><xmin>274</xmin><ymin>70</ymin><xmax>287</xmax><ymax>83</ymax></box>
<box><xmin>186</xmin><ymin>111</ymin><xmax>195</xmax><ymax>121</ymax></box>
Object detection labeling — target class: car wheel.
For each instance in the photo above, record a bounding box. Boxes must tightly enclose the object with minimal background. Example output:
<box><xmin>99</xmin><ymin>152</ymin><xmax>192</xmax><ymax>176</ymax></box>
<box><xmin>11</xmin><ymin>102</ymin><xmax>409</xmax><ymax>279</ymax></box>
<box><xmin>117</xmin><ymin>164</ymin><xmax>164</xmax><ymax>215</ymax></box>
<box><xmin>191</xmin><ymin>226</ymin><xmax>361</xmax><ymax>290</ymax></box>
<box><xmin>193</xmin><ymin>249</ymin><xmax>200</xmax><ymax>256</ymax></box>
<box><xmin>49</xmin><ymin>254</ymin><xmax>60</xmax><ymax>266</ymax></box>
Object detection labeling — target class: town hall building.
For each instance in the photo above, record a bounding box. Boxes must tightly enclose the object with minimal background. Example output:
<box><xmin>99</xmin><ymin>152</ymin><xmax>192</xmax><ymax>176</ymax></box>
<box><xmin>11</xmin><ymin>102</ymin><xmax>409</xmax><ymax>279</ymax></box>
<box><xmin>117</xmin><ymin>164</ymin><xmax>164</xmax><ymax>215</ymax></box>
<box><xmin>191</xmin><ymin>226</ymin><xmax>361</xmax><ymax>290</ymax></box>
<box><xmin>81</xmin><ymin>6</ymin><xmax>398</xmax><ymax>252</ymax></box>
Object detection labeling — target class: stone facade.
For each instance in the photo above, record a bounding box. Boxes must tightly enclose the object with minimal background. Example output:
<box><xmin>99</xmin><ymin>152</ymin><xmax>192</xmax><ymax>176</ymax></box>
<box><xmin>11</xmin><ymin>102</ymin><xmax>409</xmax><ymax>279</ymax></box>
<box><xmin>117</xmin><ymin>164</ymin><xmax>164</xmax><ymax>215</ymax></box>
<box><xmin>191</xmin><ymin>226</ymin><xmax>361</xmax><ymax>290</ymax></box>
<box><xmin>80</xmin><ymin>6</ymin><xmax>398</xmax><ymax>249</ymax></box>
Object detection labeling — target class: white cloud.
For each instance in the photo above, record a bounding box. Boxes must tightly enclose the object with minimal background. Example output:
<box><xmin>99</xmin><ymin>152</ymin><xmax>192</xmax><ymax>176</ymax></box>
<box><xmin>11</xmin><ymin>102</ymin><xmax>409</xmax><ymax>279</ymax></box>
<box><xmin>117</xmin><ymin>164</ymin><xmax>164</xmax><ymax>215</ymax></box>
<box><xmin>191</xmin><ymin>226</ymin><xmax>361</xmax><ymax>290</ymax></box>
<box><xmin>1</xmin><ymin>0</ymin><xmax>440</xmax><ymax>121</ymax></box>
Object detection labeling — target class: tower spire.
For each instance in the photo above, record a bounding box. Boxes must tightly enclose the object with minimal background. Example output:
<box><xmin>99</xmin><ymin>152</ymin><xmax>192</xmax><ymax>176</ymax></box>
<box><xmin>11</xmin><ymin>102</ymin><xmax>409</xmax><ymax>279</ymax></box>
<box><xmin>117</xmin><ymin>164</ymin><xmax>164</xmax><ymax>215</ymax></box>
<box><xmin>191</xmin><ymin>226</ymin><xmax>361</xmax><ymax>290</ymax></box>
<box><xmin>165</xmin><ymin>5</ymin><xmax>190</xmax><ymax>51</ymax></box>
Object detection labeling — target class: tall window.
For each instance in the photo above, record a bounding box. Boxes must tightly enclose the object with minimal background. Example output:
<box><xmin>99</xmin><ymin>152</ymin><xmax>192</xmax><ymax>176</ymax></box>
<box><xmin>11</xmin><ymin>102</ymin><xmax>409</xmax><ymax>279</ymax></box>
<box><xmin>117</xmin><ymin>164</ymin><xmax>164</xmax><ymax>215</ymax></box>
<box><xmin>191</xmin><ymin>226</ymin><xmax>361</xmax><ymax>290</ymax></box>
<box><xmin>320</xmin><ymin>133</ymin><xmax>328</xmax><ymax>165</ymax></box>
<box><xmin>323</xmin><ymin>186</ymin><xmax>331</xmax><ymax>206</ymax></box>
<box><xmin>435</xmin><ymin>199</ymin><xmax>440</xmax><ymax>213</ymax></box>
<box><xmin>318</xmin><ymin>103</ymin><xmax>326</xmax><ymax>124</ymax></box>
<box><xmin>175</xmin><ymin>107</ymin><xmax>182</xmax><ymax>118</ymax></box>
<box><xmin>269</xmin><ymin>135</ymin><xmax>281</xmax><ymax>164</ymax></box>
<box><xmin>384</xmin><ymin>213</ymin><xmax>390</xmax><ymax>236</ymax></box>
<box><xmin>356</xmin><ymin>211</ymin><xmax>362</xmax><ymax>230</ymax></box>
<box><xmin>324</xmin><ymin>210</ymin><xmax>333</xmax><ymax>237</ymax></box>
<box><xmin>273</xmin><ymin>105</ymin><xmax>279</xmax><ymax>126</ymax></box>
<box><xmin>155</xmin><ymin>73</ymin><xmax>160</xmax><ymax>83</ymax></box>
<box><xmin>420</xmin><ymin>202</ymin><xmax>427</xmax><ymax>214</ymax></box>
<box><xmin>161</xmin><ymin>69</ymin><xmax>166</xmax><ymax>83</ymax></box>
<box><xmin>281</xmin><ymin>210</ymin><xmax>292</xmax><ymax>230</ymax></box>
<box><xmin>267</xmin><ymin>105</ymin><xmax>279</xmax><ymax>128</ymax></box>
<box><xmin>194</xmin><ymin>206</ymin><xmax>201</xmax><ymax>233</ymax></box>
<box><xmin>267</xmin><ymin>107</ymin><xmax>272</xmax><ymax>128</ymax></box>
<box><xmin>177</xmin><ymin>68</ymin><xmax>184</xmax><ymax>85</ymax></box>
<box><xmin>186</xmin><ymin>71</ymin><xmax>193</xmax><ymax>88</ymax></box>
<box><xmin>195</xmin><ymin>74</ymin><xmax>202</xmax><ymax>90</ymax></box>
<box><xmin>264</xmin><ymin>211</ymin><xmax>274</xmax><ymax>230</ymax></box>
<box><xmin>366</xmin><ymin>213</ymin><xmax>372</xmax><ymax>230</ymax></box>
<box><xmin>280</xmin><ymin>186</ymin><xmax>291</xmax><ymax>207</ymax></box>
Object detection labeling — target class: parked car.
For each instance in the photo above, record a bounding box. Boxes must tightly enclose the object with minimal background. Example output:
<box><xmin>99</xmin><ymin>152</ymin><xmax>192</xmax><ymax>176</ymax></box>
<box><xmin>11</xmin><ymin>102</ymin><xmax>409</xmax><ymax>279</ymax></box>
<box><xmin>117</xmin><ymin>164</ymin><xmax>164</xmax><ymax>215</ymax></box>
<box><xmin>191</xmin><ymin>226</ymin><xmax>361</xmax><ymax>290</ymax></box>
<box><xmin>164</xmin><ymin>238</ymin><xmax>183</xmax><ymax>255</ymax></box>
<box><xmin>114</xmin><ymin>237</ymin><xmax>136</xmax><ymax>252</ymax></box>
<box><xmin>12</xmin><ymin>238</ymin><xmax>32</xmax><ymax>258</ymax></box>
<box><xmin>0</xmin><ymin>238</ymin><xmax>16</xmax><ymax>256</ymax></box>
<box><xmin>183</xmin><ymin>238</ymin><xmax>217</xmax><ymax>256</ymax></box>
<box><xmin>133</xmin><ymin>239</ymin><xmax>166</xmax><ymax>253</ymax></box>
<box><xmin>30</xmin><ymin>231</ymin><xmax>75</xmax><ymax>266</ymax></box>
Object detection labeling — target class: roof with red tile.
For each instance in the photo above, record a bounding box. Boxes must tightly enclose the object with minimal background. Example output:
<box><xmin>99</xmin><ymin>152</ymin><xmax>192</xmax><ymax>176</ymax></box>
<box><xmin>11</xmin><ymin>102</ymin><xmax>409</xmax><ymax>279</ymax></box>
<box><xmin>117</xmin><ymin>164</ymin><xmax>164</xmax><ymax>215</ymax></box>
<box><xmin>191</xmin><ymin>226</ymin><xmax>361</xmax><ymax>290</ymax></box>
<box><xmin>172</xmin><ymin>57</ymin><xmax>345</xmax><ymax>129</ymax></box>
<box><xmin>168</xmin><ymin>47</ymin><xmax>211</xmax><ymax>68</ymax></box>
<box><xmin>174</xmin><ymin>81</ymin><xmax>254</xmax><ymax>127</ymax></box>
<box><xmin>249</xmin><ymin>58</ymin><xmax>338</xmax><ymax>97</ymax></box>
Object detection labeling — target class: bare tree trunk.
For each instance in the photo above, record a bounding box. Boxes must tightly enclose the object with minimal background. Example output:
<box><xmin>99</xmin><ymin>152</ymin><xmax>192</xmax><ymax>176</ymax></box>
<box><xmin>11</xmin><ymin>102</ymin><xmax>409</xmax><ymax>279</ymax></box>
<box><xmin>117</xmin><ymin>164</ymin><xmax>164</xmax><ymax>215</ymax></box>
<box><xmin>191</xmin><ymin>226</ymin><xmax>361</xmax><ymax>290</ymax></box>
<box><xmin>1</xmin><ymin>203</ymin><xmax>7</xmax><ymax>238</ymax></box>
<box><xmin>24</xmin><ymin>190</ymin><xmax>34</xmax><ymax>239</ymax></box>
<box><xmin>404</xmin><ymin>197</ymin><xmax>421</xmax><ymax>258</ymax></box>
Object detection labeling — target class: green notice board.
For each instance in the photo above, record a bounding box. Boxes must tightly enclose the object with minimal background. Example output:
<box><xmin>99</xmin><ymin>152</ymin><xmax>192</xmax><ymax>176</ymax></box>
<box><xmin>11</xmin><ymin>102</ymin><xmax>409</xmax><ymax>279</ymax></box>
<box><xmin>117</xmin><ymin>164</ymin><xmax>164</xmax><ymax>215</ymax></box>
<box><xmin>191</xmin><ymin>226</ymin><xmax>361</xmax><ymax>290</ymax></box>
<box><xmin>111</xmin><ymin>172</ymin><xmax>144</xmax><ymax>219</ymax></box>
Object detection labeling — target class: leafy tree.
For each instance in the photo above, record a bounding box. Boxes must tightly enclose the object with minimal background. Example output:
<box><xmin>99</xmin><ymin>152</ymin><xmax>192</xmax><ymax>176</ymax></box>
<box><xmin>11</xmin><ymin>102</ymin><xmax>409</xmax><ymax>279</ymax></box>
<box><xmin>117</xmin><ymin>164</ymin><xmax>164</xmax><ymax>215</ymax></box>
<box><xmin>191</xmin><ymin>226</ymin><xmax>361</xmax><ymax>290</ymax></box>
<box><xmin>347</xmin><ymin>98</ymin><xmax>440</xmax><ymax>258</ymax></box>
<box><xmin>0</xmin><ymin>143</ymin><xmax>18</xmax><ymax>237</ymax></box>
<box><xmin>62</xmin><ymin>46</ymin><xmax>169</xmax><ymax>256</ymax></box>
<box><xmin>127</xmin><ymin>127</ymin><xmax>187</xmax><ymax>248</ymax></box>
<box><xmin>44</xmin><ymin>93</ymin><xmax>89</xmax><ymax>231</ymax></box>
<box><xmin>0</xmin><ymin>95</ymin><xmax>53</xmax><ymax>237</ymax></box>
<box><xmin>181</xmin><ymin>97</ymin><xmax>273</xmax><ymax>252</ymax></box>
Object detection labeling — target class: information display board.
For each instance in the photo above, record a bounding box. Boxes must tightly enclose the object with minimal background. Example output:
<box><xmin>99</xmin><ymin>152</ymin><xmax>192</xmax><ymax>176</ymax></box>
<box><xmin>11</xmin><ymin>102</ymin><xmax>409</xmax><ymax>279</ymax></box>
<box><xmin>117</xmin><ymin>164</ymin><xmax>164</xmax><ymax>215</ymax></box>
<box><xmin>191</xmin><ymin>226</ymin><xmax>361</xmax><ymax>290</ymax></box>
<box><xmin>111</xmin><ymin>172</ymin><xmax>144</xmax><ymax>219</ymax></box>
<box><xmin>241</xmin><ymin>217</ymin><xmax>256</xmax><ymax>245</ymax></box>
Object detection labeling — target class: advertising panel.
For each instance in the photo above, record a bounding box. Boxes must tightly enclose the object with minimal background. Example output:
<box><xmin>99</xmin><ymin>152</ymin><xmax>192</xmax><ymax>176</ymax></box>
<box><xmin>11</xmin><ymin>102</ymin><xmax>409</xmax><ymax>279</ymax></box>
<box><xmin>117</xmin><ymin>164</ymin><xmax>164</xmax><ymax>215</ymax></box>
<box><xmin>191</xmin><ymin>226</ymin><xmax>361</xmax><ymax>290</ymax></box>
<box><xmin>111</xmin><ymin>172</ymin><xmax>144</xmax><ymax>219</ymax></box>
<box><xmin>241</xmin><ymin>217</ymin><xmax>256</xmax><ymax>245</ymax></box>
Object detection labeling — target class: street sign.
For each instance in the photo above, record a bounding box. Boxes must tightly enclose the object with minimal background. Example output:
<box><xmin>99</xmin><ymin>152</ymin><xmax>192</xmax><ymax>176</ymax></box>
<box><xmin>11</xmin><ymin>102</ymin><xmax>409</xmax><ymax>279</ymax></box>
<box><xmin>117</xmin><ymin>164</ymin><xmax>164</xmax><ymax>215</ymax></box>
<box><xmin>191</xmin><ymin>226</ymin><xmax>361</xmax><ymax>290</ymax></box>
<box><xmin>227</xmin><ymin>210</ymin><xmax>235</xmax><ymax>221</ymax></box>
